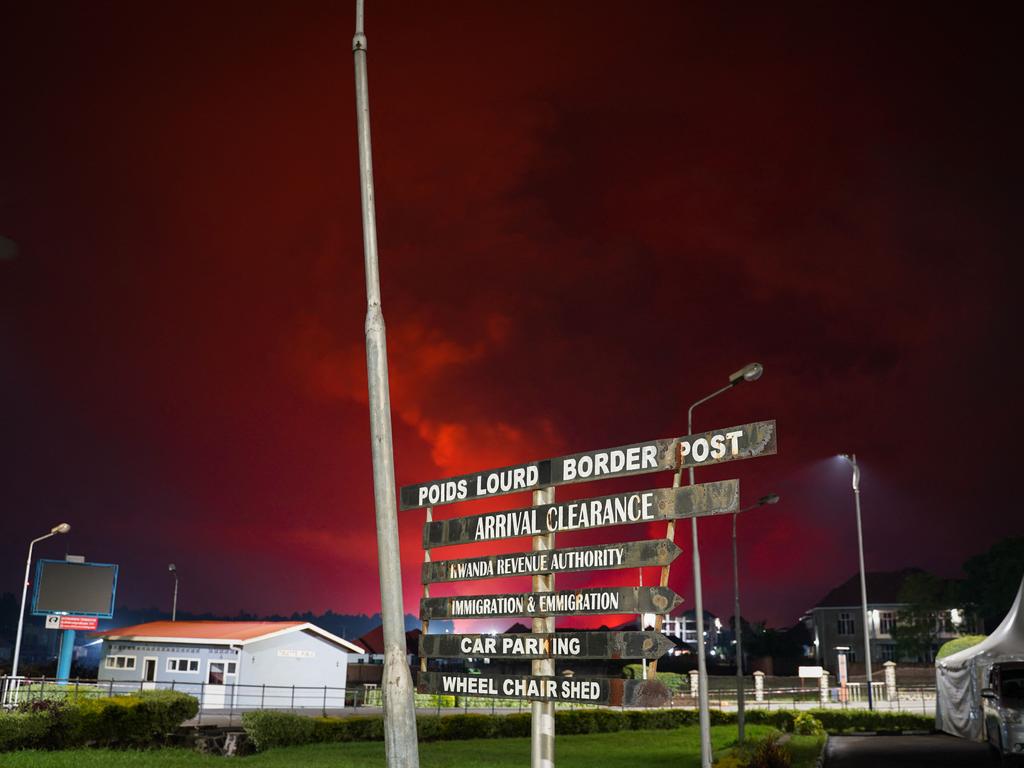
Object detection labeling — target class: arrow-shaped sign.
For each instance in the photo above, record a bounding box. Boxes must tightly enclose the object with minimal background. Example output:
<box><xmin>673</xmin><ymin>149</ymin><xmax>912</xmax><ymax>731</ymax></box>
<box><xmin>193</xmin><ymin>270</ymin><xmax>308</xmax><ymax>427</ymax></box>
<box><xmin>420</xmin><ymin>586</ymin><xmax>683</xmax><ymax>620</ymax></box>
<box><xmin>422</xmin><ymin>539</ymin><xmax>682</xmax><ymax>584</ymax></box>
<box><xmin>423</xmin><ymin>480</ymin><xmax>737</xmax><ymax>549</ymax></box>
<box><xmin>419</xmin><ymin>630</ymin><xmax>676</xmax><ymax>660</ymax></box>
<box><xmin>400</xmin><ymin>419</ymin><xmax>775</xmax><ymax>510</ymax></box>
<box><xmin>417</xmin><ymin>671</ymin><xmax>671</xmax><ymax>707</ymax></box>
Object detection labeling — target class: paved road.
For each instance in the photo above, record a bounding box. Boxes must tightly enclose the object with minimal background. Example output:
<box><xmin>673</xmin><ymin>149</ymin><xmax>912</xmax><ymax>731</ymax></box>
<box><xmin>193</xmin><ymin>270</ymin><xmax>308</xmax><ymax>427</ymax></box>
<box><xmin>826</xmin><ymin>734</ymin><xmax>994</xmax><ymax>767</ymax></box>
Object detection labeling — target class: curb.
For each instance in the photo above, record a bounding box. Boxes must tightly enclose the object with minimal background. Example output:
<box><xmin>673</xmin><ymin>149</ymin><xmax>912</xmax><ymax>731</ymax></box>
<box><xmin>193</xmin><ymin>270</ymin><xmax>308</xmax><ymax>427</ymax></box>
<box><xmin>816</xmin><ymin>735</ymin><xmax>829</xmax><ymax>767</ymax></box>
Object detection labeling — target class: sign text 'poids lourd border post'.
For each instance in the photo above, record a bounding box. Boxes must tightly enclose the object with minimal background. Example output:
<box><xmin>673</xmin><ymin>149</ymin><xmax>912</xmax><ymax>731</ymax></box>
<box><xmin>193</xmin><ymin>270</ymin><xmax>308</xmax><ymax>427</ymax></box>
<box><xmin>400</xmin><ymin>419</ymin><xmax>775</xmax><ymax>510</ymax></box>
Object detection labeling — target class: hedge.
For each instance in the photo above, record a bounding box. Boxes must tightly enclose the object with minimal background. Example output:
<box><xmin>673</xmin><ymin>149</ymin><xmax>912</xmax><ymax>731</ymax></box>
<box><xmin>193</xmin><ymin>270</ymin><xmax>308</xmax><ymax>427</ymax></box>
<box><xmin>0</xmin><ymin>690</ymin><xmax>199</xmax><ymax>751</ymax></box>
<box><xmin>937</xmin><ymin>635</ymin><xmax>986</xmax><ymax>659</ymax></box>
<box><xmin>243</xmin><ymin>706</ymin><xmax>931</xmax><ymax>752</ymax></box>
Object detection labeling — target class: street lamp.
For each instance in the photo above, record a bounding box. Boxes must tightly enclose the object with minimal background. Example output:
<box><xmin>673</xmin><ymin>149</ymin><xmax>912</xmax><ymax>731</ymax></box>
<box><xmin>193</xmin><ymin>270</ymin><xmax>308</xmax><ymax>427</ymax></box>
<box><xmin>733</xmin><ymin>493</ymin><xmax>779</xmax><ymax>743</ymax></box>
<box><xmin>839</xmin><ymin>453</ymin><xmax>873</xmax><ymax>710</ymax></box>
<box><xmin>168</xmin><ymin>564</ymin><xmax>178</xmax><ymax>622</ymax></box>
<box><xmin>11</xmin><ymin>523</ymin><xmax>71</xmax><ymax>680</ymax></box>
<box><xmin>688</xmin><ymin>361</ymin><xmax>763</xmax><ymax>768</ymax></box>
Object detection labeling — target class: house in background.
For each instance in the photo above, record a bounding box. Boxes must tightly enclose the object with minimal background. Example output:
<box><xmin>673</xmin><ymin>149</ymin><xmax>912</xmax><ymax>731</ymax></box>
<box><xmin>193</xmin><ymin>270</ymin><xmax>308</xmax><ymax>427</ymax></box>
<box><xmin>807</xmin><ymin>569</ymin><xmax>971</xmax><ymax>671</ymax></box>
<box><xmin>96</xmin><ymin>620</ymin><xmax>363</xmax><ymax>709</ymax></box>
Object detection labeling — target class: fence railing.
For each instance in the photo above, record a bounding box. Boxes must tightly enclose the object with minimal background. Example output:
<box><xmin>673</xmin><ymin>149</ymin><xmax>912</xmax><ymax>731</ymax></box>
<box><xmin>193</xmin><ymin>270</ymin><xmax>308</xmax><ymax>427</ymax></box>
<box><xmin>1</xmin><ymin>674</ymin><xmax>937</xmax><ymax>720</ymax></box>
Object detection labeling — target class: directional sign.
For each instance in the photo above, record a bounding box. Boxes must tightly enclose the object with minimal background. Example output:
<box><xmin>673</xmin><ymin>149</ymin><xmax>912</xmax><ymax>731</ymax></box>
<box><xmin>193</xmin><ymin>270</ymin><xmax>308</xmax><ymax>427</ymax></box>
<box><xmin>420</xmin><ymin>586</ymin><xmax>682</xmax><ymax>620</ymax></box>
<box><xmin>423</xmin><ymin>480</ymin><xmax>737</xmax><ymax>548</ymax></box>
<box><xmin>400</xmin><ymin>419</ymin><xmax>775</xmax><ymax>510</ymax></box>
<box><xmin>418</xmin><ymin>671</ymin><xmax>671</xmax><ymax>707</ymax></box>
<box><xmin>420</xmin><ymin>631</ymin><xmax>676</xmax><ymax>660</ymax></box>
<box><xmin>423</xmin><ymin>539</ymin><xmax>682</xmax><ymax>584</ymax></box>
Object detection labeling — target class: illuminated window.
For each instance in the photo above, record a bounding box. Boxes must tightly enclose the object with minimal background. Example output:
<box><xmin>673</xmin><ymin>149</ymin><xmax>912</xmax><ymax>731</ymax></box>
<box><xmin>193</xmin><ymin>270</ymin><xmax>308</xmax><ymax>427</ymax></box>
<box><xmin>879</xmin><ymin>612</ymin><xmax>896</xmax><ymax>634</ymax></box>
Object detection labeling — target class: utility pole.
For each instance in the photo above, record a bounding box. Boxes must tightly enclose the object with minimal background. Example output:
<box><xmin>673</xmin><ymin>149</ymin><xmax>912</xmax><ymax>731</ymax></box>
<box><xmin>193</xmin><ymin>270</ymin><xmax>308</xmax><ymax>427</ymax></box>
<box><xmin>352</xmin><ymin>2</ymin><xmax>420</xmax><ymax>765</ymax></box>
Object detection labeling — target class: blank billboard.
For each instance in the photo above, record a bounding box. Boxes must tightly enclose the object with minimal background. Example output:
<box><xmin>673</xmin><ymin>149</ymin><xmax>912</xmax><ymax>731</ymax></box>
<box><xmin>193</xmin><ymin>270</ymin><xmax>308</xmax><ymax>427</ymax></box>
<box><xmin>31</xmin><ymin>560</ymin><xmax>118</xmax><ymax>618</ymax></box>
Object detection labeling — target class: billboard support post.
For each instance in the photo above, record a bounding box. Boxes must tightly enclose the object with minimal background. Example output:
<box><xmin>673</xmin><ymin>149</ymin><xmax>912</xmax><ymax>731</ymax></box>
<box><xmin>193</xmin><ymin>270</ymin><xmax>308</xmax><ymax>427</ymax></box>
<box><xmin>56</xmin><ymin>629</ymin><xmax>75</xmax><ymax>683</ymax></box>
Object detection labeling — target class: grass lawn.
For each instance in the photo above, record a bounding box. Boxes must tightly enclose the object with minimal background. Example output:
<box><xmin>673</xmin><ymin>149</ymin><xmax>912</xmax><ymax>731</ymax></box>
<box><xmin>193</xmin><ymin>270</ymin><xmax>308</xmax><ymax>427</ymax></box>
<box><xmin>0</xmin><ymin>724</ymin><xmax>781</xmax><ymax>768</ymax></box>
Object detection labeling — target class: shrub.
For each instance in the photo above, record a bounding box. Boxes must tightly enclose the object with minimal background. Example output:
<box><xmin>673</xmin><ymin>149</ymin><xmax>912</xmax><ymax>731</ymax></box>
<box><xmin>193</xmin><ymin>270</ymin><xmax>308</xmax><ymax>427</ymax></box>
<box><xmin>494</xmin><ymin>713</ymin><xmax>532</xmax><ymax>738</ymax></box>
<box><xmin>748</xmin><ymin>734</ymin><xmax>792</xmax><ymax>768</ymax></box>
<box><xmin>440</xmin><ymin>714</ymin><xmax>496</xmax><ymax>740</ymax></box>
<box><xmin>937</xmin><ymin>635</ymin><xmax>986</xmax><ymax>659</ymax></box>
<box><xmin>241</xmin><ymin>711</ymin><xmax>315</xmax><ymax>750</ymax></box>
<box><xmin>792</xmin><ymin>712</ymin><xmax>825</xmax><ymax>736</ymax></box>
<box><xmin>0</xmin><ymin>711</ymin><xmax>51</xmax><ymax>751</ymax></box>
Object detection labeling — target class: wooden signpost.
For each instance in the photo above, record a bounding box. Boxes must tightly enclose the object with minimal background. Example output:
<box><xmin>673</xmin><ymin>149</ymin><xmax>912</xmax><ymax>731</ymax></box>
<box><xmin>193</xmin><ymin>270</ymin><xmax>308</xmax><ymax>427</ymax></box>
<box><xmin>418</xmin><ymin>671</ymin><xmax>671</xmax><ymax>706</ymax></box>
<box><xmin>420</xmin><ymin>630</ymin><xmax>677</xmax><ymax>660</ymax></box>
<box><xmin>401</xmin><ymin>420</ymin><xmax>775</xmax><ymax>510</ymax></box>
<box><xmin>421</xmin><ymin>586</ymin><xmax>683</xmax><ymax>620</ymax></box>
<box><xmin>422</xmin><ymin>481</ymin><xmax>738</xmax><ymax>548</ymax></box>
<box><xmin>422</xmin><ymin>539</ymin><xmax>682</xmax><ymax>583</ymax></box>
<box><xmin>402</xmin><ymin>417</ymin><xmax>778</xmax><ymax>768</ymax></box>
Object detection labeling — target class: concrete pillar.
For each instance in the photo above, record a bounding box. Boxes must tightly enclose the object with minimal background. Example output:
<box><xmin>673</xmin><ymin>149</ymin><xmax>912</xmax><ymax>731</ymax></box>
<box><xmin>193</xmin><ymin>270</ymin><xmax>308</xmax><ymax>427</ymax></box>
<box><xmin>819</xmin><ymin>671</ymin><xmax>830</xmax><ymax>705</ymax></box>
<box><xmin>689</xmin><ymin>669</ymin><xmax>699</xmax><ymax>699</ymax></box>
<box><xmin>883</xmin><ymin>661</ymin><xmax>896</xmax><ymax>701</ymax></box>
<box><xmin>753</xmin><ymin>671</ymin><xmax>765</xmax><ymax>702</ymax></box>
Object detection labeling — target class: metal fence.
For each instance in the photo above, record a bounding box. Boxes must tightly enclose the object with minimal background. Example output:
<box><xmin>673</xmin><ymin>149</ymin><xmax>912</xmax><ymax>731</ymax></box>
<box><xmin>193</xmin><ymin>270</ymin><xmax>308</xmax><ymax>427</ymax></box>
<box><xmin>1</xmin><ymin>674</ymin><xmax>937</xmax><ymax>721</ymax></box>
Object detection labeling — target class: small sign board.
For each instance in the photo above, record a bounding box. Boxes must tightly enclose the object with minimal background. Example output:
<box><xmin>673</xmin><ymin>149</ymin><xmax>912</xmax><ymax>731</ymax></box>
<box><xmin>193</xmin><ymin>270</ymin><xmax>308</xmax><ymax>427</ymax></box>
<box><xmin>423</xmin><ymin>539</ymin><xmax>681</xmax><ymax>584</ymax></box>
<box><xmin>418</xmin><ymin>671</ymin><xmax>670</xmax><ymax>706</ymax></box>
<box><xmin>423</xmin><ymin>480</ymin><xmax>738</xmax><ymax>548</ymax></box>
<box><xmin>420</xmin><ymin>631</ymin><xmax>676</xmax><ymax>660</ymax></box>
<box><xmin>400</xmin><ymin>420</ymin><xmax>776</xmax><ymax>510</ymax></box>
<box><xmin>420</xmin><ymin>586</ymin><xmax>682</xmax><ymax>620</ymax></box>
<box><xmin>798</xmin><ymin>665</ymin><xmax>824</xmax><ymax>678</ymax></box>
<box><xmin>45</xmin><ymin>615</ymin><xmax>99</xmax><ymax>631</ymax></box>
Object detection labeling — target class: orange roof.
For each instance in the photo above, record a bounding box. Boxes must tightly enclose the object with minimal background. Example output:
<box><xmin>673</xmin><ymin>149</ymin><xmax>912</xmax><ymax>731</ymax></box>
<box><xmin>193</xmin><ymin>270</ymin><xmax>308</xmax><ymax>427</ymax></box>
<box><xmin>95</xmin><ymin>620</ymin><xmax>305</xmax><ymax>642</ymax></box>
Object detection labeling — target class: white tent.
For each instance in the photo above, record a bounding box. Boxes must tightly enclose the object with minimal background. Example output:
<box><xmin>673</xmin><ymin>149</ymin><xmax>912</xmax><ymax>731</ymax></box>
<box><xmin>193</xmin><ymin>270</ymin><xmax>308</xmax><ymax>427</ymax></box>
<box><xmin>935</xmin><ymin>576</ymin><xmax>1024</xmax><ymax>739</ymax></box>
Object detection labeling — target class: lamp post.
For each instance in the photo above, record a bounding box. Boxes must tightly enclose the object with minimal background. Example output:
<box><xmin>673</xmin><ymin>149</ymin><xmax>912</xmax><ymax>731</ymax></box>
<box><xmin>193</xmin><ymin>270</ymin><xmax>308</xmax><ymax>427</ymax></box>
<box><xmin>839</xmin><ymin>453</ymin><xmax>873</xmax><ymax>710</ymax></box>
<box><xmin>11</xmin><ymin>523</ymin><xmax>71</xmax><ymax>680</ymax></box>
<box><xmin>168</xmin><ymin>564</ymin><xmax>178</xmax><ymax>621</ymax></box>
<box><xmin>688</xmin><ymin>362</ymin><xmax>763</xmax><ymax>768</ymax></box>
<box><xmin>733</xmin><ymin>493</ymin><xmax>779</xmax><ymax>743</ymax></box>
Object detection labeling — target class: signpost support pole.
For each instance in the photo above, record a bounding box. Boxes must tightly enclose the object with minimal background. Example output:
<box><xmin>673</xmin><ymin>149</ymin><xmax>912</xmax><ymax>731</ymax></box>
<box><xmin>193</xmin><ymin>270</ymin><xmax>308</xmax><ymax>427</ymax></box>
<box><xmin>531</xmin><ymin>486</ymin><xmax>555</xmax><ymax>768</ymax></box>
<box><xmin>56</xmin><ymin>629</ymin><xmax>75</xmax><ymax>683</ymax></box>
<box><xmin>352</xmin><ymin>2</ymin><xmax>419</xmax><ymax>765</ymax></box>
<box><xmin>421</xmin><ymin>507</ymin><xmax>432</xmax><ymax>673</ymax></box>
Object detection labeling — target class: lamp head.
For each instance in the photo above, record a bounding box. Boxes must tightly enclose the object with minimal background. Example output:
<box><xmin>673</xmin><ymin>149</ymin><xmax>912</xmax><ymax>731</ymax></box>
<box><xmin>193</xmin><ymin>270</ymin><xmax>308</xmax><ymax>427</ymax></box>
<box><xmin>52</xmin><ymin>523</ymin><xmax>71</xmax><ymax>535</ymax></box>
<box><xmin>168</xmin><ymin>563</ymin><xmax>176</xmax><ymax>573</ymax></box>
<box><xmin>758</xmin><ymin>494</ymin><xmax>780</xmax><ymax>506</ymax></box>
<box><xmin>729</xmin><ymin>362</ymin><xmax>763</xmax><ymax>386</ymax></box>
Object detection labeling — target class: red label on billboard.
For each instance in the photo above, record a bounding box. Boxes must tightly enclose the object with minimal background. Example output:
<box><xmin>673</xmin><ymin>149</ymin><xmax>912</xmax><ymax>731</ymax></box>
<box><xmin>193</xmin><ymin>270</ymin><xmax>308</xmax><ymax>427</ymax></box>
<box><xmin>59</xmin><ymin>616</ymin><xmax>99</xmax><ymax>630</ymax></box>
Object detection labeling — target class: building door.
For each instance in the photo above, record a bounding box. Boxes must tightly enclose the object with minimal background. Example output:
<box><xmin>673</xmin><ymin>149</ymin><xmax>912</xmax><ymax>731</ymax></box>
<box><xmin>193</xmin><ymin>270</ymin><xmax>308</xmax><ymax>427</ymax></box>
<box><xmin>143</xmin><ymin>658</ymin><xmax>157</xmax><ymax>688</ymax></box>
<box><xmin>202</xmin><ymin>660</ymin><xmax>237</xmax><ymax>709</ymax></box>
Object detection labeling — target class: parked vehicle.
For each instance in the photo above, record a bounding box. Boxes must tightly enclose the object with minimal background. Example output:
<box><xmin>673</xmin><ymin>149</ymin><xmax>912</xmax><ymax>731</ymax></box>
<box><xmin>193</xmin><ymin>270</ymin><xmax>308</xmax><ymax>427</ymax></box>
<box><xmin>983</xmin><ymin>662</ymin><xmax>1024</xmax><ymax>761</ymax></box>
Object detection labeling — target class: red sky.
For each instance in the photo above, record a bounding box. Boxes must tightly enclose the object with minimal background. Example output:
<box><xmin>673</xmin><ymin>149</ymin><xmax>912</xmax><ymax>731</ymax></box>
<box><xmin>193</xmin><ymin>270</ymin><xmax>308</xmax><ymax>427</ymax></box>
<box><xmin>1</xmin><ymin>1</ymin><xmax>1019</xmax><ymax>630</ymax></box>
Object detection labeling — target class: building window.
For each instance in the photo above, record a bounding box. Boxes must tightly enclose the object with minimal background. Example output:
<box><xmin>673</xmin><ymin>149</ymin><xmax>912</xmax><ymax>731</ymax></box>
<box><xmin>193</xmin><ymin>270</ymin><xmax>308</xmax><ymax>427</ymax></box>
<box><xmin>167</xmin><ymin>658</ymin><xmax>200</xmax><ymax>673</ymax></box>
<box><xmin>105</xmin><ymin>655</ymin><xmax>137</xmax><ymax>670</ymax></box>
<box><xmin>879</xmin><ymin>612</ymin><xmax>896</xmax><ymax>635</ymax></box>
<box><xmin>837</xmin><ymin>612</ymin><xmax>855</xmax><ymax>636</ymax></box>
<box><xmin>880</xmin><ymin>644</ymin><xmax>897</xmax><ymax>661</ymax></box>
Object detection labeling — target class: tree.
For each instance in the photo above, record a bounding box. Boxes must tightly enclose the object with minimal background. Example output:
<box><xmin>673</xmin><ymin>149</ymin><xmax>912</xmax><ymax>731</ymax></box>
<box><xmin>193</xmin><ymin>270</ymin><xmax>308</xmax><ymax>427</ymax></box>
<box><xmin>891</xmin><ymin>572</ymin><xmax>964</xmax><ymax>661</ymax></box>
<box><xmin>963</xmin><ymin>537</ymin><xmax>1024</xmax><ymax>632</ymax></box>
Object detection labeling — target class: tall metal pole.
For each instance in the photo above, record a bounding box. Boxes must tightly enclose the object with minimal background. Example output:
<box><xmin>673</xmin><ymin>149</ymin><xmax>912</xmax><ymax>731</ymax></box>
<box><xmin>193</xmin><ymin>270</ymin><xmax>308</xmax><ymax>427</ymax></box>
<box><xmin>732</xmin><ymin>512</ymin><xmax>745</xmax><ymax>743</ymax></box>
<box><xmin>171</xmin><ymin>572</ymin><xmax>179</xmax><ymax>622</ymax></box>
<box><xmin>687</xmin><ymin>383</ymin><xmax>729</xmax><ymax>768</ymax></box>
<box><xmin>352</xmin><ymin>2</ymin><xmax>419</xmax><ymax>765</ymax></box>
<box><xmin>11</xmin><ymin>525</ymin><xmax>68</xmax><ymax>679</ymax></box>
<box><xmin>11</xmin><ymin>536</ymin><xmax>43</xmax><ymax>680</ymax></box>
<box><xmin>849</xmin><ymin>454</ymin><xmax>874</xmax><ymax>710</ymax></box>
<box><xmin>531</xmin><ymin>486</ymin><xmax>555</xmax><ymax>768</ymax></box>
